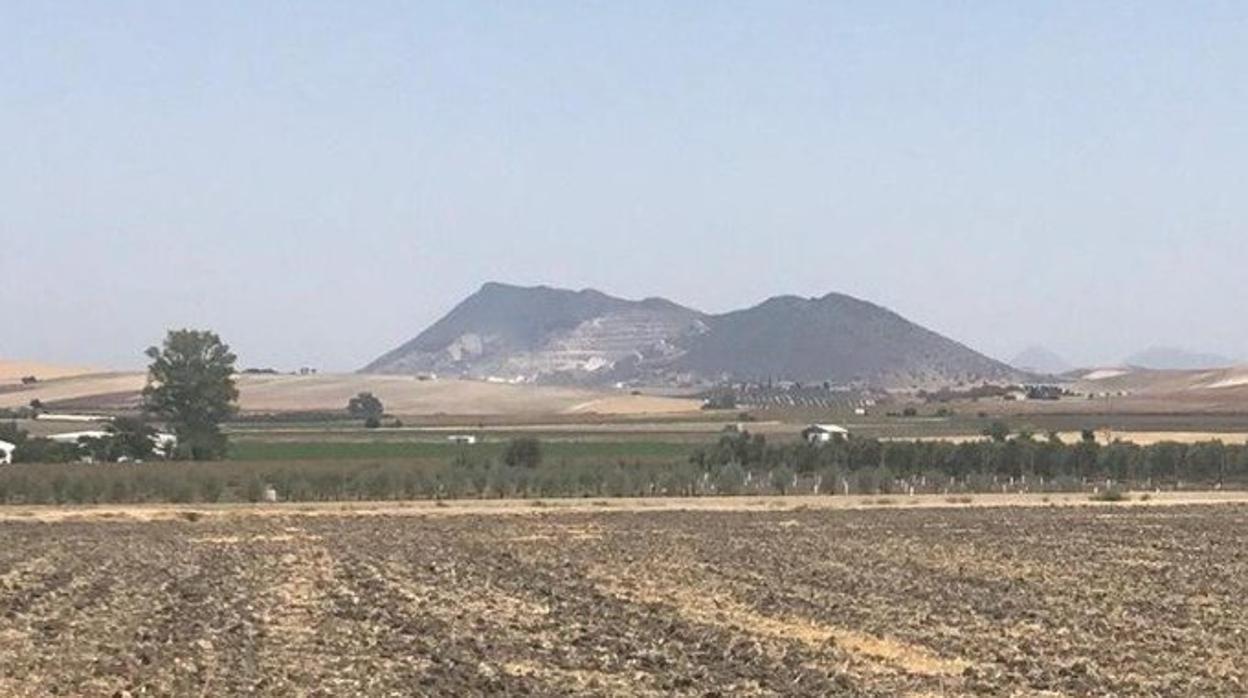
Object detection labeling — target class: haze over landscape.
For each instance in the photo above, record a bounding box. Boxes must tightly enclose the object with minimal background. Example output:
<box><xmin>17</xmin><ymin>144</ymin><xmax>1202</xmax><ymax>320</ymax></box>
<box><xmin>3</xmin><ymin>3</ymin><xmax>1247</xmax><ymax>371</ymax></box>
<box><xmin>8</xmin><ymin>7</ymin><xmax>1248</xmax><ymax>696</ymax></box>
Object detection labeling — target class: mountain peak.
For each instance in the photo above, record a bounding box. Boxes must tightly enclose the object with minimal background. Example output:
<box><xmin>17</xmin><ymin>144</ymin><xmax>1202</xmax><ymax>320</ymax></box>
<box><xmin>364</xmin><ymin>284</ymin><xmax>1021</xmax><ymax>389</ymax></box>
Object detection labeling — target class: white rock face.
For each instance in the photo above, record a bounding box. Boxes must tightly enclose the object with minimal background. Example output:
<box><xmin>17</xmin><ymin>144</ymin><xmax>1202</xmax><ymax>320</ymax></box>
<box><xmin>445</xmin><ymin>333</ymin><xmax>485</xmax><ymax>362</ymax></box>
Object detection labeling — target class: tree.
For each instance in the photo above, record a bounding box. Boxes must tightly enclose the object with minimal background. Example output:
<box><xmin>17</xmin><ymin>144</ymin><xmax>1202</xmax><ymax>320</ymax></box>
<box><xmin>79</xmin><ymin>418</ymin><xmax>158</xmax><ymax>462</ymax></box>
<box><xmin>13</xmin><ymin>437</ymin><xmax>80</xmax><ymax>463</ymax></box>
<box><xmin>0</xmin><ymin>421</ymin><xmax>25</xmax><ymax>445</ymax></box>
<box><xmin>347</xmin><ymin>392</ymin><xmax>385</xmax><ymax>427</ymax></box>
<box><xmin>142</xmin><ymin>330</ymin><xmax>239</xmax><ymax>460</ymax></box>
<box><xmin>983</xmin><ymin>421</ymin><xmax>1011</xmax><ymax>443</ymax></box>
<box><xmin>503</xmin><ymin>437</ymin><xmax>543</xmax><ymax>469</ymax></box>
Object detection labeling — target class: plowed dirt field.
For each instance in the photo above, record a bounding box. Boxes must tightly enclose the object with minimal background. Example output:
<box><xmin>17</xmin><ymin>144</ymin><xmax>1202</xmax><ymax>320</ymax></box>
<box><xmin>2</xmin><ymin>504</ymin><xmax>1245</xmax><ymax>696</ymax></box>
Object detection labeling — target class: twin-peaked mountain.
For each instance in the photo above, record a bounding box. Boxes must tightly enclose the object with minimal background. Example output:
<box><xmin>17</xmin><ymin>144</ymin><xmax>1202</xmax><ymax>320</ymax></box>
<box><xmin>362</xmin><ymin>282</ymin><xmax>1022</xmax><ymax>389</ymax></box>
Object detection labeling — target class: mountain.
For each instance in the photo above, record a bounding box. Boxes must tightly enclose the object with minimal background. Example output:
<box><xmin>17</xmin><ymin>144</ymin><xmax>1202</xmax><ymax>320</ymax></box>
<box><xmin>1123</xmin><ymin>347</ymin><xmax>1238</xmax><ymax>371</ymax></box>
<box><xmin>362</xmin><ymin>283</ymin><xmax>708</xmax><ymax>383</ymax></box>
<box><xmin>668</xmin><ymin>293</ymin><xmax>1019</xmax><ymax>388</ymax></box>
<box><xmin>1010</xmin><ymin>346</ymin><xmax>1072</xmax><ymax>375</ymax></box>
<box><xmin>363</xmin><ymin>283</ymin><xmax>1022</xmax><ymax>389</ymax></box>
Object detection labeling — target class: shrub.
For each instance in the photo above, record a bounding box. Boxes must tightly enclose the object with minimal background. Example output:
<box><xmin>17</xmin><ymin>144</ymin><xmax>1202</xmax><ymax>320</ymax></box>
<box><xmin>502</xmin><ymin>438</ymin><xmax>543</xmax><ymax>469</ymax></box>
<box><xmin>1090</xmin><ymin>488</ymin><xmax>1129</xmax><ymax>502</ymax></box>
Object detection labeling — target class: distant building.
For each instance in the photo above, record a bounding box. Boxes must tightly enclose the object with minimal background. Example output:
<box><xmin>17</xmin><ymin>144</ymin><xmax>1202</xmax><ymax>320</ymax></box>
<box><xmin>47</xmin><ymin>430</ymin><xmax>110</xmax><ymax>445</ymax></box>
<box><xmin>34</xmin><ymin>413</ymin><xmax>110</xmax><ymax>423</ymax></box>
<box><xmin>0</xmin><ymin>440</ymin><xmax>15</xmax><ymax>465</ymax></box>
<box><xmin>151</xmin><ymin>432</ymin><xmax>178</xmax><ymax>458</ymax></box>
<box><xmin>854</xmin><ymin>407</ymin><xmax>868</xmax><ymax>416</ymax></box>
<box><xmin>47</xmin><ymin>430</ymin><xmax>178</xmax><ymax>461</ymax></box>
<box><xmin>802</xmin><ymin>424</ymin><xmax>849</xmax><ymax>444</ymax></box>
<box><xmin>447</xmin><ymin>435</ymin><xmax>478</xmax><ymax>445</ymax></box>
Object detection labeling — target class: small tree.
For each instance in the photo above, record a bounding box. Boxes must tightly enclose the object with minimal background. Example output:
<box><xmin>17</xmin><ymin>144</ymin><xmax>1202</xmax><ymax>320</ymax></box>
<box><xmin>983</xmin><ymin>421</ymin><xmax>1011</xmax><ymax>443</ymax></box>
<box><xmin>142</xmin><ymin>329</ymin><xmax>239</xmax><ymax>460</ymax></box>
<box><xmin>770</xmin><ymin>465</ymin><xmax>796</xmax><ymax>495</ymax></box>
<box><xmin>105</xmin><ymin>417</ymin><xmax>157</xmax><ymax>461</ymax></box>
<box><xmin>347</xmin><ymin>392</ymin><xmax>385</xmax><ymax>427</ymax></box>
<box><xmin>0</xmin><ymin>421</ymin><xmax>26</xmax><ymax>445</ymax></box>
<box><xmin>13</xmin><ymin>438</ymin><xmax>80</xmax><ymax>464</ymax></box>
<box><xmin>503</xmin><ymin>437</ymin><xmax>542</xmax><ymax>469</ymax></box>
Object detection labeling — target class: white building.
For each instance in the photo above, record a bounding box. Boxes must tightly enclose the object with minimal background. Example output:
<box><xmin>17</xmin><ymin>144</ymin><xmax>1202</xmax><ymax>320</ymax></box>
<box><xmin>151</xmin><ymin>432</ymin><xmax>177</xmax><ymax>458</ymax></box>
<box><xmin>802</xmin><ymin>424</ymin><xmax>850</xmax><ymax>444</ymax></box>
<box><xmin>447</xmin><ymin>435</ymin><xmax>478</xmax><ymax>445</ymax></box>
<box><xmin>47</xmin><ymin>430</ymin><xmax>178</xmax><ymax>461</ymax></box>
<box><xmin>34</xmin><ymin>413</ymin><xmax>111</xmax><ymax>423</ymax></box>
<box><xmin>47</xmin><ymin>430</ymin><xmax>110</xmax><ymax>445</ymax></box>
<box><xmin>0</xmin><ymin>440</ymin><xmax>15</xmax><ymax>465</ymax></box>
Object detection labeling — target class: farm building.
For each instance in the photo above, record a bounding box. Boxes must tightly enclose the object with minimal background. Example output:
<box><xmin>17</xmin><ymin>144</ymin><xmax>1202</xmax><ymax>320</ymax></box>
<box><xmin>48</xmin><ymin>430</ymin><xmax>111</xmax><ymax>445</ymax></box>
<box><xmin>0</xmin><ymin>439</ymin><xmax>14</xmax><ymax>465</ymax></box>
<box><xmin>34</xmin><ymin>413</ymin><xmax>110</xmax><ymax>423</ymax></box>
<box><xmin>447</xmin><ymin>435</ymin><xmax>478</xmax><ymax>445</ymax></box>
<box><xmin>48</xmin><ymin>430</ymin><xmax>178</xmax><ymax>461</ymax></box>
<box><xmin>802</xmin><ymin>424</ymin><xmax>849</xmax><ymax>444</ymax></box>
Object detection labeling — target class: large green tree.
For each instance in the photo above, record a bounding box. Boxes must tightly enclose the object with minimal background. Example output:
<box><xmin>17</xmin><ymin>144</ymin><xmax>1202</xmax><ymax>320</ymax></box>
<box><xmin>142</xmin><ymin>330</ymin><xmax>239</xmax><ymax>460</ymax></box>
<box><xmin>347</xmin><ymin>392</ymin><xmax>385</xmax><ymax>428</ymax></box>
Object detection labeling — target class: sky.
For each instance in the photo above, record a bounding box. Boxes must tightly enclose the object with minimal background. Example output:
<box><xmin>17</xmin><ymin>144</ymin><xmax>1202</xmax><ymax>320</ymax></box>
<box><xmin>2</xmin><ymin>2</ymin><xmax>1246</xmax><ymax>371</ymax></box>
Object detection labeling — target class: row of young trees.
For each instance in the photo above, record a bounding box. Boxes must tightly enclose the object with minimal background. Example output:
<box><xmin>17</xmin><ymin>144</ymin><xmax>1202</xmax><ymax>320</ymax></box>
<box><xmin>2</xmin><ymin>432</ymin><xmax>1247</xmax><ymax>504</ymax></box>
<box><xmin>692</xmin><ymin>431</ymin><xmax>1248</xmax><ymax>487</ymax></box>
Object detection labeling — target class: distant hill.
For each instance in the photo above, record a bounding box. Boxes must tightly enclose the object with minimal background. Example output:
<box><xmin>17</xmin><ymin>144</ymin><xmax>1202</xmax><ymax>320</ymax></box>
<box><xmin>0</xmin><ymin>359</ymin><xmax>98</xmax><ymax>385</ymax></box>
<box><xmin>364</xmin><ymin>283</ymin><xmax>1022</xmax><ymax>390</ymax></box>
<box><xmin>1010</xmin><ymin>346</ymin><xmax>1072</xmax><ymax>375</ymax></box>
<box><xmin>1124</xmin><ymin>347</ymin><xmax>1238</xmax><ymax>371</ymax></box>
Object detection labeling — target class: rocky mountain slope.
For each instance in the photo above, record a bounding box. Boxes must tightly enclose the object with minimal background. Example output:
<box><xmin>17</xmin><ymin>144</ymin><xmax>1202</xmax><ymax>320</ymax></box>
<box><xmin>362</xmin><ymin>283</ymin><xmax>708</xmax><ymax>384</ymax></box>
<box><xmin>363</xmin><ymin>283</ymin><xmax>1022</xmax><ymax>389</ymax></box>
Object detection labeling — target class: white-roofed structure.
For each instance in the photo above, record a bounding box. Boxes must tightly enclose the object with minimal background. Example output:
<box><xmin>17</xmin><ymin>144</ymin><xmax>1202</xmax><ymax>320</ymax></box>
<box><xmin>47</xmin><ymin>430</ymin><xmax>111</xmax><ymax>445</ymax></box>
<box><xmin>151</xmin><ymin>432</ymin><xmax>178</xmax><ymax>458</ymax></box>
<box><xmin>802</xmin><ymin>423</ymin><xmax>850</xmax><ymax>444</ymax></box>
<box><xmin>0</xmin><ymin>439</ymin><xmax>15</xmax><ymax>465</ymax></box>
<box><xmin>47</xmin><ymin>430</ymin><xmax>178</xmax><ymax>461</ymax></box>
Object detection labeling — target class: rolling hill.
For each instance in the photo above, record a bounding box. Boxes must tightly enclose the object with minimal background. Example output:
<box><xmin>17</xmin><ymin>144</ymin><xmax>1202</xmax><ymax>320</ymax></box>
<box><xmin>1124</xmin><ymin>347</ymin><xmax>1239</xmax><ymax>371</ymax></box>
<box><xmin>364</xmin><ymin>283</ymin><xmax>1022</xmax><ymax>390</ymax></box>
<box><xmin>0</xmin><ymin>359</ymin><xmax>97</xmax><ymax>385</ymax></box>
<box><xmin>0</xmin><ymin>372</ymin><xmax>701</xmax><ymax>417</ymax></box>
<box><xmin>1010</xmin><ymin>346</ymin><xmax>1072</xmax><ymax>375</ymax></box>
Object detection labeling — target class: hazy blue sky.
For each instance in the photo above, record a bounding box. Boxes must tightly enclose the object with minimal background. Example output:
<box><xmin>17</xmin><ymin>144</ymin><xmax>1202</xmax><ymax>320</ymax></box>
<box><xmin>3</xmin><ymin>2</ymin><xmax>1245</xmax><ymax>370</ymax></box>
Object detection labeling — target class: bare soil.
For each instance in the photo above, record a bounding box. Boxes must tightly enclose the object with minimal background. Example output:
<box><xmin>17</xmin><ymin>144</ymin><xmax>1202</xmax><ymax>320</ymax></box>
<box><xmin>2</xmin><ymin>500</ymin><xmax>1247</xmax><ymax>695</ymax></box>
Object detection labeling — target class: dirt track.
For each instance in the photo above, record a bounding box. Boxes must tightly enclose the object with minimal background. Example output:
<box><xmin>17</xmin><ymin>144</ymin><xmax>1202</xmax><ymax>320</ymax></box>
<box><xmin>2</xmin><ymin>490</ymin><xmax>1246</xmax><ymax>523</ymax></box>
<box><xmin>2</xmin><ymin>501</ymin><xmax>1247</xmax><ymax>695</ymax></box>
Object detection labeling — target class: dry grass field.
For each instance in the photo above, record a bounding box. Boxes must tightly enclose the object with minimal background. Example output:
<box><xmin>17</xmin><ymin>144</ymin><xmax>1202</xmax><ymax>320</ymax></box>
<box><xmin>0</xmin><ymin>360</ymin><xmax>97</xmax><ymax>384</ymax></box>
<box><xmin>0</xmin><ymin>373</ymin><xmax>702</xmax><ymax>416</ymax></box>
<box><xmin>2</xmin><ymin>499</ymin><xmax>1246</xmax><ymax>696</ymax></box>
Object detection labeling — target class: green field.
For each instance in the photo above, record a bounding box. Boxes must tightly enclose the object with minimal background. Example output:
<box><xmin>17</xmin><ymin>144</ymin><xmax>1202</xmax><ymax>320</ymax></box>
<box><xmin>226</xmin><ymin>439</ymin><xmax>703</xmax><ymax>463</ymax></box>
